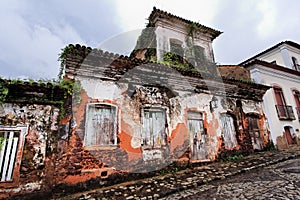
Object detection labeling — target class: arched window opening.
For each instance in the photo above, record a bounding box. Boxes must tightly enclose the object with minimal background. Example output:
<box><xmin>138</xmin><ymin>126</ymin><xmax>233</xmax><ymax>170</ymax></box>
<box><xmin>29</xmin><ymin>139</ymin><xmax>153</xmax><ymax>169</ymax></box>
<box><xmin>284</xmin><ymin>126</ymin><xmax>295</xmax><ymax>145</ymax></box>
<box><xmin>169</xmin><ymin>38</ymin><xmax>184</xmax><ymax>58</ymax></box>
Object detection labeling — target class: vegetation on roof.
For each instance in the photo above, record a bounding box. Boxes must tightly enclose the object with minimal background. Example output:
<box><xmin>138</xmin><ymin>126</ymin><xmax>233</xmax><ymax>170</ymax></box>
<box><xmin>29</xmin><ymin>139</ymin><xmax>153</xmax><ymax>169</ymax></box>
<box><xmin>130</xmin><ymin>19</ymin><xmax>157</xmax><ymax>61</ymax></box>
<box><xmin>0</xmin><ymin>77</ymin><xmax>79</xmax><ymax>117</ymax></box>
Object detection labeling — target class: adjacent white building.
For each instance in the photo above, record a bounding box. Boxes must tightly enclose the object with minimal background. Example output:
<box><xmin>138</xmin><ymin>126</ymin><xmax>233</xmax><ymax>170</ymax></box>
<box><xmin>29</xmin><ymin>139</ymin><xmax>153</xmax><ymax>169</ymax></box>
<box><xmin>240</xmin><ymin>41</ymin><xmax>300</xmax><ymax>149</ymax></box>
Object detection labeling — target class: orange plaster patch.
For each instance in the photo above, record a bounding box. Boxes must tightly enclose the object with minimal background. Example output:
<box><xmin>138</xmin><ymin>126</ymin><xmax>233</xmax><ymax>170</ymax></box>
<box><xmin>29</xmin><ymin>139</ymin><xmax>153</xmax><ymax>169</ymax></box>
<box><xmin>119</xmin><ymin>120</ymin><xmax>142</xmax><ymax>161</ymax></box>
<box><xmin>73</xmin><ymin>90</ymin><xmax>89</xmax><ymax>127</ymax></box>
<box><xmin>63</xmin><ymin>173</ymin><xmax>96</xmax><ymax>184</ymax></box>
<box><xmin>207</xmin><ymin>118</ymin><xmax>219</xmax><ymax>137</ymax></box>
<box><xmin>170</xmin><ymin>123</ymin><xmax>188</xmax><ymax>153</ymax></box>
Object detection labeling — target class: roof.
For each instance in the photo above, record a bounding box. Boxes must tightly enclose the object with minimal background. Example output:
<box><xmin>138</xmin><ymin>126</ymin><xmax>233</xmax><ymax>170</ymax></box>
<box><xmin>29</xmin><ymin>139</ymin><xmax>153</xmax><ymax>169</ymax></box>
<box><xmin>64</xmin><ymin>44</ymin><xmax>270</xmax><ymax>101</ymax></box>
<box><xmin>244</xmin><ymin>59</ymin><xmax>300</xmax><ymax>77</ymax></box>
<box><xmin>239</xmin><ymin>41</ymin><xmax>300</xmax><ymax>65</ymax></box>
<box><xmin>217</xmin><ymin>65</ymin><xmax>250</xmax><ymax>80</ymax></box>
<box><xmin>149</xmin><ymin>7</ymin><xmax>222</xmax><ymax>40</ymax></box>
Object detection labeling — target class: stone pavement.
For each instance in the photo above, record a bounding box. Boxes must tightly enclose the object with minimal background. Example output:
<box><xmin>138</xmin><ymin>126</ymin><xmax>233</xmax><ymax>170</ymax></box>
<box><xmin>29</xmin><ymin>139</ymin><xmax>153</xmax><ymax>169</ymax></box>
<box><xmin>163</xmin><ymin>157</ymin><xmax>300</xmax><ymax>199</ymax></box>
<box><xmin>59</xmin><ymin>146</ymin><xmax>300</xmax><ymax>200</ymax></box>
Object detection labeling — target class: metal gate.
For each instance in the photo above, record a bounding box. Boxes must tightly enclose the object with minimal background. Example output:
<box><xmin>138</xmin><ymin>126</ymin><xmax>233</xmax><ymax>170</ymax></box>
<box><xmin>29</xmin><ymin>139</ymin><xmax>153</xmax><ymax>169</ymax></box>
<box><xmin>0</xmin><ymin>131</ymin><xmax>19</xmax><ymax>181</ymax></box>
<box><xmin>0</xmin><ymin>125</ymin><xmax>28</xmax><ymax>183</ymax></box>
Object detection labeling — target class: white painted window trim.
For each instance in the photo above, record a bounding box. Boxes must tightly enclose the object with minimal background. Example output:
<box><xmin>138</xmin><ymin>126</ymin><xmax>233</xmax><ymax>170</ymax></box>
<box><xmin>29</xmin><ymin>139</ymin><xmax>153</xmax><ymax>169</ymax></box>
<box><xmin>84</xmin><ymin>103</ymin><xmax>118</xmax><ymax>149</ymax></box>
<box><xmin>0</xmin><ymin>125</ymin><xmax>28</xmax><ymax>183</ymax></box>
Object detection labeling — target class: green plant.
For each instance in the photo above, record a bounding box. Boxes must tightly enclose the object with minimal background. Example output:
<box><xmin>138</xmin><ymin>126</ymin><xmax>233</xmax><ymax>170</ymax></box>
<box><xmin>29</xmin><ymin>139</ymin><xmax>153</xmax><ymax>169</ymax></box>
<box><xmin>163</xmin><ymin>52</ymin><xmax>191</xmax><ymax>69</ymax></box>
<box><xmin>0</xmin><ymin>137</ymin><xmax>5</xmax><ymax>150</ymax></box>
<box><xmin>0</xmin><ymin>81</ymin><xmax>8</xmax><ymax>105</ymax></box>
<box><xmin>223</xmin><ymin>154</ymin><xmax>244</xmax><ymax>162</ymax></box>
<box><xmin>160</xmin><ymin>169</ymin><xmax>167</xmax><ymax>176</ymax></box>
<box><xmin>58</xmin><ymin>45</ymin><xmax>75</xmax><ymax>81</ymax></box>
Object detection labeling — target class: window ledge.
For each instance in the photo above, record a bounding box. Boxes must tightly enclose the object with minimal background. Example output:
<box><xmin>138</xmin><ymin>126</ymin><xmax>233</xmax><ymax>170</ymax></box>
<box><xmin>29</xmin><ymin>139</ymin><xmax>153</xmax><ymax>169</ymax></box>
<box><xmin>84</xmin><ymin>145</ymin><xmax>118</xmax><ymax>151</ymax></box>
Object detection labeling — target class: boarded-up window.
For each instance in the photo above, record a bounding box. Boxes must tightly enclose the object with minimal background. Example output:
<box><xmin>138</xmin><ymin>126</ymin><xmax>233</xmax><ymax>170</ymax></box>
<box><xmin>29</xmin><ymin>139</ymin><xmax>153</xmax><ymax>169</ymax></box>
<box><xmin>142</xmin><ymin>108</ymin><xmax>166</xmax><ymax>149</ymax></box>
<box><xmin>220</xmin><ymin>114</ymin><xmax>237</xmax><ymax>149</ymax></box>
<box><xmin>187</xmin><ymin>111</ymin><xmax>207</xmax><ymax>160</ymax></box>
<box><xmin>247</xmin><ymin>116</ymin><xmax>263</xmax><ymax>150</ymax></box>
<box><xmin>85</xmin><ymin>104</ymin><xmax>117</xmax><ymax>146</ymax></box>
<box><xmin>0</xmin><ymin>126</ymin><xmax>28</xmax><ymax>184</ymax></box>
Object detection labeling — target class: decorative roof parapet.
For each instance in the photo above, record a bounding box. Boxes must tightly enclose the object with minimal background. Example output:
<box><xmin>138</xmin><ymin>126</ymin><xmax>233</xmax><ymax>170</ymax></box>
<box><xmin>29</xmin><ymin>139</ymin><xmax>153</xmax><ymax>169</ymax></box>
<box><xmin>149</xmin><ymin>7</ymin><xmax>222</xmax><ymax>40</ymax></box>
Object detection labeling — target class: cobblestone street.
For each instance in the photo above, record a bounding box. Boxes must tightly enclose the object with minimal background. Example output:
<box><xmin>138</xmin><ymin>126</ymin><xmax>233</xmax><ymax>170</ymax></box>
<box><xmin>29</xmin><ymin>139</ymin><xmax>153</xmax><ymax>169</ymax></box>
<box><xmin>53</xmin><ymin>146</ymin><xmax>300</xmax><ymax>200</ymax></box>
<box><xmin>163</xmin><ymin>158</ymin><xmax>300</xmax><ymax>199</ymax></box>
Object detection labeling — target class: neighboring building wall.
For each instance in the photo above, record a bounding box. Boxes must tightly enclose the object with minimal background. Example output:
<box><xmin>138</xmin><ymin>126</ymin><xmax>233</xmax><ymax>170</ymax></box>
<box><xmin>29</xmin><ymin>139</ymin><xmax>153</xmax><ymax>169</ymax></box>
<box><xmin>0</xmin><ymin>81</ymin><xmax>66</xmax><ymax>199</ymax></box>
<box><xmin>247</xmin><ymin>62</ymin><xmax>300</xmax><ymax>149</ymax></box>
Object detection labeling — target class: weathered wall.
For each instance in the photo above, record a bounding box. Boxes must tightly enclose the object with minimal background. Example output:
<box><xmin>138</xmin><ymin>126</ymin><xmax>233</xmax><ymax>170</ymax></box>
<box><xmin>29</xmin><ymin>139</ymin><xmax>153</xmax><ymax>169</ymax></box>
<box><xmin>58</xmin><ymin>44</ymin><xmax>271</xmax><ymax>187</ymax></box>
<box><xmin>0</xmin><ymin>81</ymin><xmax>67</xmax><ymax>199</ymax></box>
<box><xmin>0</xmin><ymin>103</ymin><xmax>61</xmax><ymax>198</ymax></box>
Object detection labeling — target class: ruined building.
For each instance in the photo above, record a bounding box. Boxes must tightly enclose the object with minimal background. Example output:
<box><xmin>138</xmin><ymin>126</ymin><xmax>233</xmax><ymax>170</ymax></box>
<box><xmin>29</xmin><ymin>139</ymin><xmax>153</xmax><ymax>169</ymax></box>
<box><xmin>61</xmin><ymin>6</ymin><xmax>270</xmax><ymax>185</ymax></box>
<box><xmin>0</xmin><ymin>7</ymin><xmax>271</xmax><ymax>199</ymax></box>
<box><xmin>0</xmin><ymin>80</ymin><xmax>68</xmax><ymax>198</ymax></box>
<box><xmin>240</xmin><ymin>41</ymin><xmax>300</xmax><ymax>149</ymax></box>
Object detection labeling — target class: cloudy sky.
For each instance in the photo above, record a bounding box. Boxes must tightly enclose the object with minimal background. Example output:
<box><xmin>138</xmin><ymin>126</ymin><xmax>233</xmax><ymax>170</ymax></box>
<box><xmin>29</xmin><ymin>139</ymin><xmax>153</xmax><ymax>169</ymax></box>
<box><xmin>1</xmin><ymin>0</ymin><xmax>300</xmax><ymax>79</ymax></box>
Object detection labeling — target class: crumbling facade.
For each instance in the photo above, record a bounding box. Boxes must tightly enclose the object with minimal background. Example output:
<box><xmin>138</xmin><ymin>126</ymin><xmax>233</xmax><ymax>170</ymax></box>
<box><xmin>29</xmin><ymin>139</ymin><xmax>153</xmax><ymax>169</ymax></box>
<box><xmin>0</xmin><ymin>7</ymin><xmax>272</xmax><ymax>199</ymax></box>
<box><xmin>61</xmin><ymin>43</ymin><xmax>270</xmax><ymax>183</ymax></box>
<box><xmin>0</xmin><ymin>80</ymin><xmax>67</xmax><ymax>198</ymax></box>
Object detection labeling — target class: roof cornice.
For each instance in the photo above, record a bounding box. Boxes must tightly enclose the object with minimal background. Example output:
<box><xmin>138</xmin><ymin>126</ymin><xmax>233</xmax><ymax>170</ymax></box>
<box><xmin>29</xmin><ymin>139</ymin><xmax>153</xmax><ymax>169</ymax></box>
<box><xmin>148</xmin><ymin>7</ymin><xmax>222</xmax><ymax>40</ymax></box>
<box><xmin>244</xmin><ymin>59</ymin><xmax>300</xmax><ymax>77</ymax></box>
<box><xmin>239</xmin><ymin>41</ymin><xmax>300</xmax><ymax>65</ymax></box>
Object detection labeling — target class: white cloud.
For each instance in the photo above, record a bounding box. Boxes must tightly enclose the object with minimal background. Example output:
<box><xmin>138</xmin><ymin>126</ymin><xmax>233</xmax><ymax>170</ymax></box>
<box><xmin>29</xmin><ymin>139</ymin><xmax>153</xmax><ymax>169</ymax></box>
<box><xmin>113</xmin><ymin>0</ymin><xmax>218</xmax><ymax>32</ymax></box>
<box><xmin>256</xmin><ymin>0</ymin><xmax>277</xmax><ymax>39</ymax></box>
<box><xmin>1</xmin><ymin>0</ymin><xmax>300</xmax><ymax>79</ymax></box>
<box><xmin>0</xmin><ymin>1</ymin><xmax>88</xmax><ymax>79</ymax></box>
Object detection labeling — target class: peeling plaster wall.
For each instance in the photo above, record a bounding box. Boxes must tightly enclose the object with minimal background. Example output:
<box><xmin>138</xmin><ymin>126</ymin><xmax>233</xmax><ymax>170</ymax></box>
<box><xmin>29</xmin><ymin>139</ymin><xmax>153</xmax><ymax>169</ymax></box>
<box><xmin>66</xmin><ymin>76</ymin><xmax>270</xmax><ymax>173</ymax></box>
<box><xmin>60</xmin><ymin>44</ymin><xmax>271</xmax><ymax>188</ymax></box>
<box><xmin>0</xmin><ymin>103</ymin><xmax>61</xmax><ymax>198</ymax></box>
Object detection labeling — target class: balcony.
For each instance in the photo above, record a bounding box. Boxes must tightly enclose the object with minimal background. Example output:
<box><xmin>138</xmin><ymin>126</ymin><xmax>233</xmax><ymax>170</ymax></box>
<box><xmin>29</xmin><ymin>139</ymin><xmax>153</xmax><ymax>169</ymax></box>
<box><xmin>296</xmin><ymin>107</ymin><xmax>300</xmax><ymax>121</ymax></box>
<box><xmin>275</xmin><ymin>105</ymin><xmax>296</xmax><ymax>120</ymax></box>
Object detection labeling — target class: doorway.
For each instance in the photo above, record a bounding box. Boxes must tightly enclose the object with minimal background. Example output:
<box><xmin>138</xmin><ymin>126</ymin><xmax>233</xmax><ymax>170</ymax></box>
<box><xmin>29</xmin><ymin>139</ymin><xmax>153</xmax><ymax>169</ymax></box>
<box><xmin>284</xmin><ymin>126</ymin><xmax>294</xmax><ymax>145</ymax></box>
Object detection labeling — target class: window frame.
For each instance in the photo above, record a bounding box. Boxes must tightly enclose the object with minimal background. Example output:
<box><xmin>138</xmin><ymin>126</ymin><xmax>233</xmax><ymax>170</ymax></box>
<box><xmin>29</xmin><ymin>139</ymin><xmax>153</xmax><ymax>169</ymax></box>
<box><xmin>273</xmin><ymin>86</ymin><xmax>286</xmax><ymax>106</ymax></box>
<box><xmin>84</xmin><ymin>103</ymin><xmax>118</xmax><ymax>149</ymax></box>
<box><xmin>169</xmin><ymin>38</ymin><xmax>184</xmax><ymax>58</ymax></box>
<box><xmin>292</xmin><ymin>90</ymin><xmax>300</xmax><ymax>120</ymax></box>
<box><xmin>141</xmin><ymin>107</ymin><xmax>167</xmax><ymax>149</ymax></box>
<box><xmin>292</xmin><ymin>57</ymin><xmax>300</xmax><ymax>71</ymax></box>
<box><xmin>0</xmin><ymin>125</ymin><xmax>28</xmax><ymax>187</ymax></box>
<box><xmin>273</xmin><ymin>86</ymin><xmax>295</xmax><ymax>120</ymax></box>
<box><xmin>220</xmin><ymin>113</ymin><xmax>238</xmax><ymax>149</ymax></box>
